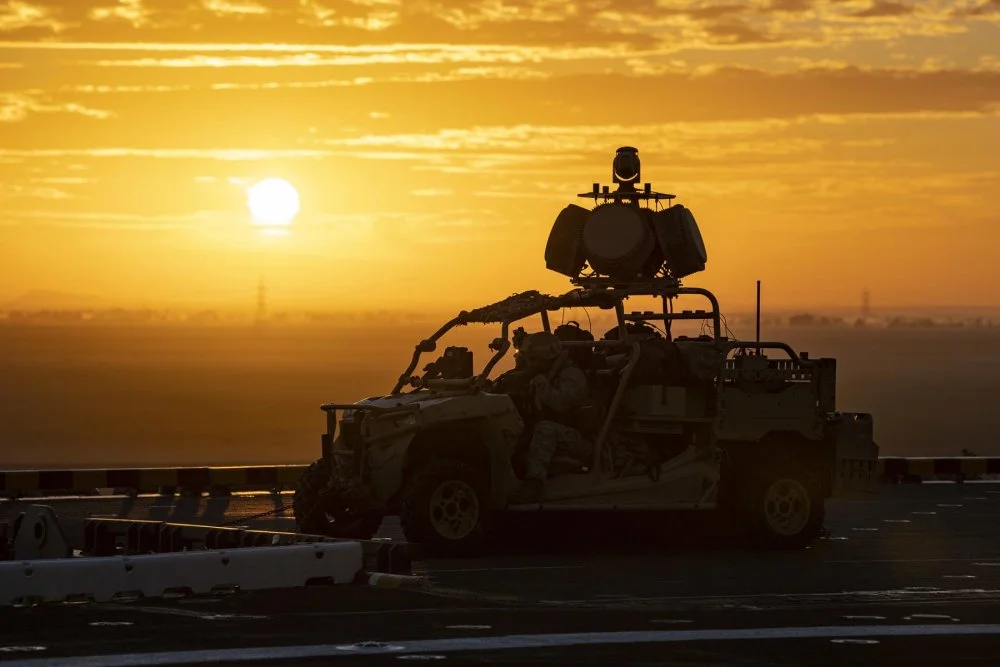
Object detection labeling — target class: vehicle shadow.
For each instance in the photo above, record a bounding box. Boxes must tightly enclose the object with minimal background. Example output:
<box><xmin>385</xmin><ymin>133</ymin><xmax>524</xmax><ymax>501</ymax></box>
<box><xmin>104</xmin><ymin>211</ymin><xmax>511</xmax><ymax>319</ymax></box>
<box><xmin>482</xmin><ymin>510</ymin><xmax>757</xmax><ymax>558</ymax></box>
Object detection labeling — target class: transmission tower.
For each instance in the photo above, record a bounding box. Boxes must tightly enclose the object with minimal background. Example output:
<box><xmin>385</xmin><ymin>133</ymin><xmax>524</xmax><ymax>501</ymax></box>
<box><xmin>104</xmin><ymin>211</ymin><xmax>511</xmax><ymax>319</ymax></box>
<box><xmin>861</xmin><ymin>288</ymin><xmax>870</xmax><ymax>320</ymax></box>
<box><xmin>255</xmin><ymin>277</ymin><xmax>268</xmax><ymax>326</ymax></box>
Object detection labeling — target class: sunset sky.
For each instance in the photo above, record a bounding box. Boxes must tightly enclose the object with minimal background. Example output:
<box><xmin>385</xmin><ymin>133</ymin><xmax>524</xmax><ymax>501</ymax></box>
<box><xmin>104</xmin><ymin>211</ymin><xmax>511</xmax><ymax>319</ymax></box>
<box><xmin>1</xmin><ymin>0</ymin><xmax>998</xmax><ymax>315</ymax></box>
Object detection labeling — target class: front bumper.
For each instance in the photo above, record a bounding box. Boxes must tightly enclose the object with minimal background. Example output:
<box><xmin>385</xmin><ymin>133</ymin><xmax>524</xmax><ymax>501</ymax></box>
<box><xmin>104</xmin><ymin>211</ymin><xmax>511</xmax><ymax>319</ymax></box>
<box><xmin>830</xmin><ymin>412</ymin><xmax>880</xmax><ymax>499</ymax></box>
<box><xmin>319</xmin><ymin>405</ymin><xmax>379</xmax><ymax>511</ymax></box>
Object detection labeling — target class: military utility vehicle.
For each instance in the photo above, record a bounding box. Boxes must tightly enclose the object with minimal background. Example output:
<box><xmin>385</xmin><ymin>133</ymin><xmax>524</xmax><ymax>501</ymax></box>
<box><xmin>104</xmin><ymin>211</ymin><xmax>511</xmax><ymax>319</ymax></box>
<box><xmin>293</xmin><ymin>147</ymin><xmax>880</xmax><ymax>555</ymax></box>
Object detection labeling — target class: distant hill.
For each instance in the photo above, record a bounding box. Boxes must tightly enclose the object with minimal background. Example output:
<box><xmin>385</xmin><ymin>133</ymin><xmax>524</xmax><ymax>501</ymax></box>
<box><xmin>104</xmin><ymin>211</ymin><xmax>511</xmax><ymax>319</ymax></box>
<box><xmin>4</xmin><ymin>290</ymin><xmax>106</xmax><ymax>311</ymax></box>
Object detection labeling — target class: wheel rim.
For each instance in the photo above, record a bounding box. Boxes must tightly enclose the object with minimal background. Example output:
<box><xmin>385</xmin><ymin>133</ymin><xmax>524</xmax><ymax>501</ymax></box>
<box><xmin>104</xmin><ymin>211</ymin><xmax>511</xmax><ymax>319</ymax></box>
<box><xmin>763</xmin><ymin>478</ymin><xmax>811</xmax><ymax>536</ymax></box>
<box><xmin>428</xmin><ymin>479</ymin><xmax>480</xmax><ymax>541</ymax></box>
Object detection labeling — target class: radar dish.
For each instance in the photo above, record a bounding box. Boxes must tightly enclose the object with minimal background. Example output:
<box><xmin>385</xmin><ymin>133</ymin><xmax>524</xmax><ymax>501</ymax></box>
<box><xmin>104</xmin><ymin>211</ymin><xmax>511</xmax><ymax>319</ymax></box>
<box><xmin>652</xmin><ymin>205</ymin><xmax>707</xmax><ymax>279</ymax></box>
<box><xmin>544</xmin><ymin>204</ymin><xmax>589</xmax><ymax>278</ymax></box>
<box><xmin>582</xmin><ymin>203</ymin><xmax>655</xmax><ymax>278</ymax></box>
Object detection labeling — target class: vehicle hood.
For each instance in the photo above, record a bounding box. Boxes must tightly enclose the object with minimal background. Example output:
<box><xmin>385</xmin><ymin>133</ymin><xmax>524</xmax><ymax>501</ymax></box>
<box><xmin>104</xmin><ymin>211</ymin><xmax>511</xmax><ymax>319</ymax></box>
<box><xmin>344</xmin><ymin>389</ymin><xmax>477</xmax><ymax>416</ymax></box>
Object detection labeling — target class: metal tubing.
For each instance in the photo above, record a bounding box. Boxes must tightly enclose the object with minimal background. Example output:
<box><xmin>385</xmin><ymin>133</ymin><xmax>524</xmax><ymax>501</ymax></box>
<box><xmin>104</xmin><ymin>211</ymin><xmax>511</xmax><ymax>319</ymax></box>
<box><xmin>391</xmin><ymin>317</ymin><xmax>461</xmax><ymax>395</ymax></box>
<box><xmin>726</xmin><ymin>341</ymin><xmax>813</xmax><ymax>366</ymax></box>
<box><xmin>475</xmin><ymin>322</ymin><xmax>511</xmax><ymax>390</ymax></box>
<box><xmin>590</xmin><ymin>340</ymin><xmax>642</xmax><ymax>476</ymax></box>
<box><xmin>615</xmin><ymin>300</ymin><xmax>627</xmax><ymax>339</ymax></box>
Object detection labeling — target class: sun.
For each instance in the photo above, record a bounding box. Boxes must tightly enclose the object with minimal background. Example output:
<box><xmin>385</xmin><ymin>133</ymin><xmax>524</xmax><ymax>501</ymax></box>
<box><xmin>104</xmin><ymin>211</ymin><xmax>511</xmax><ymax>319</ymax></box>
<box><xmin>247</xmin><ymin>178</ymin><xmax>300</xmax><ymax>228</ymax></box>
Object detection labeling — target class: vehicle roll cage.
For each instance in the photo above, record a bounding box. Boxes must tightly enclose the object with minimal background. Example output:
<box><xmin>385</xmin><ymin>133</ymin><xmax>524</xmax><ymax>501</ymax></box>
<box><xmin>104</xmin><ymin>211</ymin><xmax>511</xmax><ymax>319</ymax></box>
<box><xmin>391</xmin><ymin>279</ymin><xmax>726</xmax><ymax>395</ymax></box>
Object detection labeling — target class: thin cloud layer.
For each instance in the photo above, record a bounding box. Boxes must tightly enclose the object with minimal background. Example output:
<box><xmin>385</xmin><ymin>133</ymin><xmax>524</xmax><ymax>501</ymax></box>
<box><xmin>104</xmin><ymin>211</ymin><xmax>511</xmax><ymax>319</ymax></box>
<box><xmin>0</xmin><ymin>0</ymin><xmax>998</xmax><ymax>311</ymax></box>
<box><xmin>0</xmin><ymin>0</ymin><xmax>983</xmax><ymax>50</ymax></box>
<box><xmin>0</xmin><ymin>91</ymin><xmax>114</xmax><ymax>122</ymax></box>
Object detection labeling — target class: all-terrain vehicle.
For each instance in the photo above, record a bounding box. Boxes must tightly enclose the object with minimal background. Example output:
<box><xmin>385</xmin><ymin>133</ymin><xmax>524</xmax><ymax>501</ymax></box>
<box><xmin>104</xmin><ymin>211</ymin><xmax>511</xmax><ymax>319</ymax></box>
<box><xmin>293</xmin><ymin>147</ymin><xmax>880</xmax><ymax>555</ymax></box>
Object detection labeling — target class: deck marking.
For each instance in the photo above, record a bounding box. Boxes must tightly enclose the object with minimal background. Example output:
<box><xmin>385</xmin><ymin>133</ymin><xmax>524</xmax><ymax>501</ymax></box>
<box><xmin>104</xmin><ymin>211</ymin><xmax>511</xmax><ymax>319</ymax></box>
<box><xmin>827</xmin><ymin>557</ymin><xmax>996</xmax><ymax>564</ymax></box>
<box><xmin>119</xmin><ymin>606</ymin><xmax>267</xmax><ymax>621</ymax></box>
<box><xmin>10</xmin><ymin>625</ymin><xmax>1000</xmax><ymax>666</ymax></box>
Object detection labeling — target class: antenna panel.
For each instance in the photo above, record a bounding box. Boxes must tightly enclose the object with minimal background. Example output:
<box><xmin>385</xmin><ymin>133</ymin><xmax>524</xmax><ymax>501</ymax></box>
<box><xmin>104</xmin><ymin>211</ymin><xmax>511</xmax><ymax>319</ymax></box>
<box><xmin>544</xmin><ymin>204</ymin><xmax>590</xmax><ymax>278</ymax></box>
<box><xmin>652</xmin><ymin>205</ymin><xmax>707</xmax><ymax>279</ymax></box>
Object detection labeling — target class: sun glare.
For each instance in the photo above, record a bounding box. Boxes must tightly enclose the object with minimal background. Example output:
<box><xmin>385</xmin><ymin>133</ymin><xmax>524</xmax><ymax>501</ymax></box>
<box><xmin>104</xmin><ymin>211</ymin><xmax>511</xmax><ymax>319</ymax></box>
<box><xmin>247</xmin><ymin>177</ymin><xmax>300</xmax><ymax>228</ymax></box>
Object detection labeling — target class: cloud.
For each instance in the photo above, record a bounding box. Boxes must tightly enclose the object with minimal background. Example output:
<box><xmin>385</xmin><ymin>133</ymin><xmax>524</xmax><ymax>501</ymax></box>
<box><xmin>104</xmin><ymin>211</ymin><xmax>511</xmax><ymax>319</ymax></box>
<box><xmin>0</xmin><ymin>92</ymin><xmax>114</xmax><ymax>121</ymax></box>
<box><xmin>0</xmin><ymin>147</ymin><xmax>330</xmax><ymax>159</ymax></box>
<box><xmin>5</xmin><ymin>209</ymin><xmax>206</xmax><ymax>230</ymax></box>
<box><xmin>85</xmin><ymin>51</ymin><xmax>558</xmax><ymax>67</ymax></box>
<box><xmin>432</xmin><ymin>0</ymin><xmax>574</xmax><ymax>28</ymax></box>
<box><xmin>323</xmin><ymin>120</ymin><xmax>800</xmax><ymax>152</ymax></box>
<box><xmin>766</xmin><ymin>0</ymin><xmax>813</xmax><ymax>11</ymax></box>
<box><xmin>411</xmin><ymin>188</ymin><xmax>455</xmax><ymax>197</ymax></box>
<box><xmin>2</xmin><ymin>66</ymin><xmax>998</xmax><ymax>157</ymax></box>
<box><xmin>88</xmin><ymin>0</ymin><xmax>153</xmax><ymax>28</ymax></box>
<box><xmin>0</xmin><ymin>0</ymin><xmax>963</xmax><ymax>53</ymax></box>
<box><xmin>702</xmin><ymin>20</ymin><xmax>784</xmax><ymax>45</ymax></box>
<box><xmin>64</xmin><ymin>83</ymin><xmax>194</xmax><ymax>92</ymax></box>
<box><xmin>202</xmin><ymin>0</ymin><xmax>268</xmax><ymax>16</ymax></box>
<box><xmin>624</xmin><ymin>57</ymin><xmax>689</xmax><ymax>75</ymax></box>
<box><xmin>0</xmin><ymin>1</ymin><xmax>647</xmax><ymax>47</ymax></box>
<box><xmin>978</xmin><ymin>54</ymin><xmax>1000</xmax><ymax>70</ymax></box>
<box><xmin>688</xmin><ymin>3</ymin><xmax>749</xmax><ymax>21</ymax></box>
<box><xmin>0</xmin><ymin>183</ymin><xmax>73</xmax><ymax>199</ymax></box>
<box><xmin>28</xmin><ymin>176</ymin><xmax>93</xmax><ymax>184</ymax></box>
<box><xmin>62</xmin><ymin>66</ymin><xmax>550</xmax><ymax>90</ymax></box>
<box><xmin>299</xmin><ymin>0</ymin><xmax>397</xmax><ymax>29</ymax></box>
<box><xmin>851</xmin><ymin>1</ymin><xmax>915</xmax><ymax>18</ymax></box>
<box><xmin>0</xmin><ymin>1</ymin><xmax>66</xmax><ymax>32</ymax></box>
<box><xmin>319</xmin><ymin>113</ymin><xmax>983</xmax><ymax>165</ymax></box>
<box><xmin>953</xmin><ymin>0</ymin><xmax>1000</xmax><ymax>17</ymax></box>
<box><xmin>171</xmin><ymin>67</ymin><xmax>1000</xmax><ymax>125</ymax></box>
<box><xmin>276</xmin><ymin>109</ymin><xmax>998</xmax><ymax>183</ymax></box>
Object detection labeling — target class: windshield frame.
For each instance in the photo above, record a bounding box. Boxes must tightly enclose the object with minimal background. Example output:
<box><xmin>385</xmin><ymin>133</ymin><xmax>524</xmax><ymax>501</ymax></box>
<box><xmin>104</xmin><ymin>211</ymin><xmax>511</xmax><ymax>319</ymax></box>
<box><xmin>390</xmin><ymin>281</ymin><xmax>722</xmax><ymax>395</ymax></box>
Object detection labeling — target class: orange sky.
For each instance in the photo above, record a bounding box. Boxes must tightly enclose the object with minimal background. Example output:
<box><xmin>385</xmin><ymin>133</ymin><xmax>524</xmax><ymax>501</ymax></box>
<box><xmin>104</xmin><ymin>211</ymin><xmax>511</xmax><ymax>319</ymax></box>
<box><xmin>1</xmin><ymin>0</ymin><xmax>999</xmax><ymax>314</ymax></box>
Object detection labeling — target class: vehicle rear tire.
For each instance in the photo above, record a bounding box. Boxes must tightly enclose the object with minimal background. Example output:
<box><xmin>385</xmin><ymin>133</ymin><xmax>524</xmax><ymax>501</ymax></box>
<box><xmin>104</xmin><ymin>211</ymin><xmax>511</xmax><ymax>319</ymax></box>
<box><xmin>400</xmin><ymin>459</ymin><xmax>489</xmax><ymax>557</ymax></box>
<box><xmin>741</xmin><ymin>466</ymin><xmax>825</xmax><ymax>550</ymax></box>
<box><xmin>293</xmin><ymin>458</ymin><xmax>383</xmax><ymax>539</ymax></box>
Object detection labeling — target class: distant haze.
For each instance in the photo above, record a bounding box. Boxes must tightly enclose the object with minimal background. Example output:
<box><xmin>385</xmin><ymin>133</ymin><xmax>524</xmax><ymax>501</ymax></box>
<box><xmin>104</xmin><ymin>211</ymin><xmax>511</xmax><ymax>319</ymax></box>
<box><xmin>5</xmin><ymin>289</ymin><xmax>1000</xmax><ymax>325</ymax></box>
<box><xmin>1</xmin><ymin>323</ymin><xmax>998</xmax><ymax>468</ymax></box>
<box><xmin>5</xmin><ymin>290</ymin><xmax>107</xmax><ymax>310</ymax></box>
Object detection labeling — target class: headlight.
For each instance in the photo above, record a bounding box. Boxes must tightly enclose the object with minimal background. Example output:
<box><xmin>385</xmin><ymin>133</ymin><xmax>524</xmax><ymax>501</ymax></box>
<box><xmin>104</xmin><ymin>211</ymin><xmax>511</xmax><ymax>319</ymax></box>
<box><xmin>395</xmin><ymin>413</ymin><xmax>418</xmax><ymax>429</ymax></box>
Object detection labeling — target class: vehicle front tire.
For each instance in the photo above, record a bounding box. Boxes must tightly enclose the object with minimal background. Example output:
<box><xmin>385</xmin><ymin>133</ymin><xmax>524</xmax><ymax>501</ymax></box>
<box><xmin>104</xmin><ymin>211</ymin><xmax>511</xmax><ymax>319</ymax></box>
<box><xmin>399</xmin><ymin>459</ymin><xmax>489</xmax><ymax>557</ymax></box>
<box><xmin>293</xmin><ymin>458</ymin><xmax>384</xmax><ymax>539</ymax></box>
<box><xmin>741</xmin><ymin>466</ymin><xmax>825</xmax><ymax>550</ymax></box>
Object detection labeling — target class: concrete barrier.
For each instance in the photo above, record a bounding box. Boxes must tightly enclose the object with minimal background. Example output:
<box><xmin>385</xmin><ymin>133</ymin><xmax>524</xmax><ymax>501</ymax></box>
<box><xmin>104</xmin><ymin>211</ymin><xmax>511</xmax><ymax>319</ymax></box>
<box><xmin>879</xmin><ymin>457</ymin><xmax>1000</xmax><ymax>483</ymax></box>
<box><xmin>0</xmin><ymin>541</ymin><xmax>362</xmax><ymax>607</ymax></box>
<box><xmin>79</xmin><ymin>517</ymin><xmax>415</xmax><ymax>576</ymax></box>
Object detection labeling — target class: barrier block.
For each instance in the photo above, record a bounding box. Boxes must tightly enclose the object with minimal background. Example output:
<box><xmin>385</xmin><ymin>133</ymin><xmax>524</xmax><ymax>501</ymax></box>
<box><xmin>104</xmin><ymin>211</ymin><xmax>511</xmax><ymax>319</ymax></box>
<box><xmin>79</xmin><ymin>518</ymin><xmax>415</xmax><ymax>576</ymax></box>
<box><xmin>0</xmin><ymin>542</ymin><xmax>363</xmax><ymax>606</ymax></box>
<box><xmin>879</xmin><ymin>456</ymin><xmax>1000</xmax><ymax>483</ymax></box>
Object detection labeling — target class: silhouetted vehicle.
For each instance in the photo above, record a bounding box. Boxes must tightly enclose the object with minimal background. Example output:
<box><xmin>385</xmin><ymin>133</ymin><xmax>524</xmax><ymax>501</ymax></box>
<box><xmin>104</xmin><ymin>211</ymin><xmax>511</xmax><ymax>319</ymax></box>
<box><xmin>293</xmin><ymin>148</ymin><xmax>880</xmax><ymax>555</ymax></box>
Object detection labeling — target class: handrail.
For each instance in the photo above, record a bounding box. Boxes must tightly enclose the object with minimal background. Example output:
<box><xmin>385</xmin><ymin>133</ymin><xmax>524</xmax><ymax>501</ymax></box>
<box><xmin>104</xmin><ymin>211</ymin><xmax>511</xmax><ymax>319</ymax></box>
<box><xmin>724</xmin><ymin>341</ymin><xmax>813</xmax><ymax>366</ymax></box>
<box><xmin>474</xmin><ymin>321</ymin><xmax>512</xmax><ymax>391</ymax></box>
<box><xmin>391</xmin><ymin>317</ymin><xmax>462</xmax><ymax>395</ymax></box>
<box><xmin>390</xmin><ymin>283</ymin><xmax>725</xmax><ymax>396</ymax></box>
<box><xmin>658</xmin><ymin>286</ymin><xmax>721</xmax><ymax>341</ymax></box>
